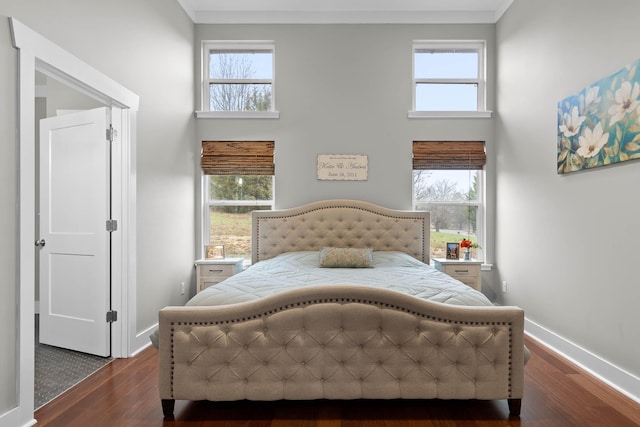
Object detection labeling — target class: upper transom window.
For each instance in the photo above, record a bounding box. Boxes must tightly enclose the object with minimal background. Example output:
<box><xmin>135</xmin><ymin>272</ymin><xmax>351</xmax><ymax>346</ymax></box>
<box><xmin>200</xmin><ymin>41</ymin><xmax>277</xmax><ymax>118</ymax></box>
<box><xmin>412</xmin><ymin>41</ymin><xmax>486</xmax><ymax>115</ymax></box>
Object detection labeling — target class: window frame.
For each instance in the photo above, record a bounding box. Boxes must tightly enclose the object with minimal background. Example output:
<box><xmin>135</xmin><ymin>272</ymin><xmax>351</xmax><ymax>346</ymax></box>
<box><xmin>202</xmin><ymin>175</ymin><xmax>274</xmax><ymax>261</ymax></box>
<box><xmin>409</xmin><ymin>40</ymin><xmax>490</xmax><ymax>119</ymax></box>
<box><xmin>412</xmin><ymin>169</ymin><xmax>486</xmax><ymax>263</ymax></box>
<box><xmin>198</xmin><ymin>40</ymin><xmax>279</xmax><ymax>119</ymax></box>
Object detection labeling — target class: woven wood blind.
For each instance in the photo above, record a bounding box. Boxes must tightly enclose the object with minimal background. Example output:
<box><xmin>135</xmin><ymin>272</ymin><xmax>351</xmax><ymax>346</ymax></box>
<box><xmin>413</xmin><ymin>141</ymin><xmax>486</xmax><ymax>170</ymax></box>
<box><xmin>202</xmin><ymin>141</ymin><xmax>275</xmax><ymax>175</ymax></box>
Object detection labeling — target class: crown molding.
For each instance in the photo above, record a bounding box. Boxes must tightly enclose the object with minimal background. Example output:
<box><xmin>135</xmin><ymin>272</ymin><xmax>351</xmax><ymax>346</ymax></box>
<box><xmin>178</xmin><ymin>0</ymin><xmax>514</xmax><ymax>24</ymax></box>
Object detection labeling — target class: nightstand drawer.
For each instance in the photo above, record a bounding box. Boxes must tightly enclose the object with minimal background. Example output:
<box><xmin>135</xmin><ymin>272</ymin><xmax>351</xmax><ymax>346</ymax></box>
<box><xmin>199</xmin><ymin>263</ymin><xmax>237</xmax><ymax>278</ymax></box>
<box><xmin>442</xmin><ymin>265</ymin><xmax>476</xmax><ymax>277</ymax></box>
<box><xmin>432</xmin><ymin>258</ymin><xmax>482</xmax><ymax>291</ymax></box>
<box><xmin>194</xmin><ymin>258</ymin><xmax>244</xmax><ymax>293</ymax></box>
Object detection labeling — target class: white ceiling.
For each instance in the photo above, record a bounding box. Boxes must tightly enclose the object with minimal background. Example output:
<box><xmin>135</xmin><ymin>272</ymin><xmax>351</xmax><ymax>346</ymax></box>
<box><xmin>176</xmin><ymin>0</ymin><xmax>514</xmax><ymax>24</ymax></box>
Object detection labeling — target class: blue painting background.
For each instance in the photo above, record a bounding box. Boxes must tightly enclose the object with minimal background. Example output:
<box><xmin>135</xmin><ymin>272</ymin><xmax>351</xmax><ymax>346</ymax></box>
<box><xmin>557</xmin><ymin>58</ymin><xmax>640</xmax><ymax>174</ymax></box>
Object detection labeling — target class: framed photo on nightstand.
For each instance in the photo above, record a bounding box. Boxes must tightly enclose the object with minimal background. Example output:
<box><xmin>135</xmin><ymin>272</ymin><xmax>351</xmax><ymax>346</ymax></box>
<box><xmin>446</xmin><ymin>242</ymin><xmax>459</xmax><ymax>259</ymax></box>
<box><xmin>205</xmin><ymin>244</ymin><xmax>225</xmax><ymax>260</ymax></box>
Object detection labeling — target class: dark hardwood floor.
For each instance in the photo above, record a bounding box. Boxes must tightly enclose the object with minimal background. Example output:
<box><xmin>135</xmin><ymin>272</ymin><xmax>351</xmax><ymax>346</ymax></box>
<box><xmin>34</xmin><ymin>336</ymin><xmax>640</xmax><ymax>426</ymax></box>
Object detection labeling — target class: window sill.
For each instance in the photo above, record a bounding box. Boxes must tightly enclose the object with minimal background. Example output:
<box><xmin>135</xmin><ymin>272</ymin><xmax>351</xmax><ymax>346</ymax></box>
<box><xmin>196</xmin><ymin>110</ymin><xmax>280</xmax><ymax>119</ymax></box>
<box><xmin>408</xmin><ymin>110</ymin><xmax>493</xmax><ymax>119</ymax></box>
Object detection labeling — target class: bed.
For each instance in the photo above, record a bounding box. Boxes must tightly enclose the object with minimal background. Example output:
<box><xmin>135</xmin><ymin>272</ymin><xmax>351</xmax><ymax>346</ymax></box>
<box><xmin>157</xmin><ymin>199</ymin><xmax>526</xmax><ymax>418</ymax></box>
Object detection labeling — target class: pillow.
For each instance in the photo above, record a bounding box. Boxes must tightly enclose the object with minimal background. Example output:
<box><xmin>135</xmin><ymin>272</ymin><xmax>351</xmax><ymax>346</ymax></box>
<box><xmin>319</xmin><ymin>247</ymin><xmax>374</xmax><ymax>268</ymax></box>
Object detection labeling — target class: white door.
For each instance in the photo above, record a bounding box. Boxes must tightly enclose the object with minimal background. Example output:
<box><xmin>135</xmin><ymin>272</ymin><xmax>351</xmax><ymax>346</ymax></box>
<box><xmin>38</xmin><ymin>107</ymin><xmax>112</xmax><ymax>357</ymax></box>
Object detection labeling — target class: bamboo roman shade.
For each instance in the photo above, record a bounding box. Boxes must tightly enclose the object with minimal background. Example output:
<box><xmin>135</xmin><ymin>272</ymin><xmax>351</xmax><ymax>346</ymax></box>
<box><xmin>201</xmin><ymin>141</ymin><xmax>275</xmax><ymax>175</ymax></box>
<box><xmin>413</xmin><ymin>141</ymin><xmax>486</xmax><ymax>170</ymax></box>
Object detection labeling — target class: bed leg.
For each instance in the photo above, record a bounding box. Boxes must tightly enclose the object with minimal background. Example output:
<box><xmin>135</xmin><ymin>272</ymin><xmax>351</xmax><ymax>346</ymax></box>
<box><xmin>162</xmin><ymin>399</ymin><xmax>175</xmax><ymax>418</ymax></box>
<box><xmin>508</xmin><ymin>398</ymin><xmax>521</xmax><ymax>417</ymax></box>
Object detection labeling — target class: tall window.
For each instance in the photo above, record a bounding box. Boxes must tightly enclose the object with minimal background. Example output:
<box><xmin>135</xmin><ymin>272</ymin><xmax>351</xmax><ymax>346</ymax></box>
<box><xmin>202</xmin><ymin>41</ymin><xmax>275</xmax><ymax>113</ymax></box>
<box><xmin>412</xmin><ymin>41</ymin><xmax>486</xmax><ymax>112</ymax></box>
<box><xmin>202</xmin><ymin>141</ymin><xmax>275</xmax><ymax>261</ymax></box>
<box><xmin>413</xmin><ymin>141</ymin><xmax>486</xmax><ymax>261</ymax></box>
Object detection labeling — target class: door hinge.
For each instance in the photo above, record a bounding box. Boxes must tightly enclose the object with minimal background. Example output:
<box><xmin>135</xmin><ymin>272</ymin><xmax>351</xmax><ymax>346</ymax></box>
<box><xmin>106</xmin><ymin>310</ymin><xmax>118</xmax><ymax>323</ymax></box>
<box><xmin>106</xmin><ymin>125</ymin><xmax>117</xmax><ymax>142</ymax></box>
<box><xmin>106</xmin><ymin>219</ymin><xmax>118</xmax><ymax>232</ymax></box>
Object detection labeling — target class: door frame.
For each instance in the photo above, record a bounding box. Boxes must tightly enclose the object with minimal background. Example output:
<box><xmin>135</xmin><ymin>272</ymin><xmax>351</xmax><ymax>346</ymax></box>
<box><xmin>10</xmin><ymin>17</ymin><xmax>138</xmax><ymax>425</ymax></box>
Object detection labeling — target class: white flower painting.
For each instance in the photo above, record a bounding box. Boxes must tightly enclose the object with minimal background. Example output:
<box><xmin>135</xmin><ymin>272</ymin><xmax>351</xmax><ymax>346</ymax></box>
<box><xmin>557</xmin><ymin>59</ymin><xmax>640</xmax><ymax>174</ymax></box>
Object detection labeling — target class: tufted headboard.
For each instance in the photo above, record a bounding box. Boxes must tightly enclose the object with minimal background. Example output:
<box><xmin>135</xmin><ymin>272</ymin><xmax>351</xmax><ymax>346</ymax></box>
<box><xmin>251</xmin><ymin>199</ymin><xmax>430</xmax><ymax>265</ymax></box>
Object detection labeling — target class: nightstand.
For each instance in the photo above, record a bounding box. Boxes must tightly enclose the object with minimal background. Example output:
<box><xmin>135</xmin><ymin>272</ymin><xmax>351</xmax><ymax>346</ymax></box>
<box><xmin>194</xmin><ymin>258</ymin><xmax>244</xmax><ymax>293</ymax></box>
<box><xmin>433</xmin><ymin>258</ymin><xmax>482</xmax><ymax>291</ymax></box>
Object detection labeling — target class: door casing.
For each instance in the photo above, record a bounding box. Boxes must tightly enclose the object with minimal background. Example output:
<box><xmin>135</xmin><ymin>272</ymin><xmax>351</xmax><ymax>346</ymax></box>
<box><xmin>9</xmin><ymin>17</ymin><xmax>139</xmax><ymax>427</ymax></box>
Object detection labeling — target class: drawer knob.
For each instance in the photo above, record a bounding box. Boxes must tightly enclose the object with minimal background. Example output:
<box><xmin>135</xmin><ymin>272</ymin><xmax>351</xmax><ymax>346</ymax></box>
<box><xmin>454</xmin><ymin>269</ymin><xmax>469</xmax><ymax>273</ymax></box>
<box><xmin>208</xmin><ymin>269</ymin><xmax>224</xmax><ymax>273</ymax></box>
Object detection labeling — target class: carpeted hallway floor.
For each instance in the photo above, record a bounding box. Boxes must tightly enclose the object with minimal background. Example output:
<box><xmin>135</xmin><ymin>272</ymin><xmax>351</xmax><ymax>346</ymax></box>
<box><xmin>35</xmin><ymin>315</ymin><xmax>112</xmax><ymax>409</ymax></box>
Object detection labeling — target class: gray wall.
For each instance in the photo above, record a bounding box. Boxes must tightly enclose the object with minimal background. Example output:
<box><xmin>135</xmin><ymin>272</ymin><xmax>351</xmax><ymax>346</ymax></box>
<box><xmin>195</xmin><ymin>23</ymin><xmax>497</xmax><ymax>212</ymax></box>
<box><xmin>0</xmin><ymin>0</ymin><xmax>195</xmax><ymax>417</ymax></box>
<box><xmin>0</xmin><ymin>15</ymin><xmax>18</xmax><ymax>415</ymax></box>
<box><xmin>496</xmin><ymin>0</ymin><xmax>640</xmax><ymax>379</ymax></box>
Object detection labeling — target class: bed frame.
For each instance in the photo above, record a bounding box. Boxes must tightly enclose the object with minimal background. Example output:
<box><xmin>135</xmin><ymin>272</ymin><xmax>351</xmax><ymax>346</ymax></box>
<box><xmin>158</xmin><ymin>200</ymin><xmax>525</xmax><ymax>418</ymax></box>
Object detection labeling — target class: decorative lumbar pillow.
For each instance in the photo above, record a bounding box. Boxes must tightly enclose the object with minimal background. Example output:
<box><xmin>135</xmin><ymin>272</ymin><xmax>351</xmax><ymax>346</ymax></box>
<box><xmin>319</xmin><ymin>247</ymin><xmax>374</xmax><ymax>268</ymax></box>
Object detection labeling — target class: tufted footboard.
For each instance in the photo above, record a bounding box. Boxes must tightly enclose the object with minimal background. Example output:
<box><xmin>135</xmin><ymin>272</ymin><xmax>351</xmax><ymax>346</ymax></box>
<box><xmin>158</xmin><ymin>286</ymin><xmax>525</xmax><ymax>418</ymax></box>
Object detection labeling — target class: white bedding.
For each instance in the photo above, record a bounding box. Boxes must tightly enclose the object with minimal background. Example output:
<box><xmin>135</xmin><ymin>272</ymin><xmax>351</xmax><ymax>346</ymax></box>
<box><xmin>188</xmin><ymin>251</ymin><xmax>492</xmax><ymax>307</ymax></box>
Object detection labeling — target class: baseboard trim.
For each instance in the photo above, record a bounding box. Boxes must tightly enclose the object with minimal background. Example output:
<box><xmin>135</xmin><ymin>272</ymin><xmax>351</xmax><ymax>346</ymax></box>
<box><xmin>131</xmin><ymin>322</ymin><xmax>158</xmax><ymax>357</ymax></box>
<box><xmin>525</xmin><ymin>318</ymin><xmax>640</xmax><ymax>404</ymax></box>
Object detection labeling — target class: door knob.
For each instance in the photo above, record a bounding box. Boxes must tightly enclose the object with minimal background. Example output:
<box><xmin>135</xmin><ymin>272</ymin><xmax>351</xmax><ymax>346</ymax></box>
<box><xmin>35</xmin><ymin>239</ymin><xmax>46</xmax><ymax>247</ymax></box>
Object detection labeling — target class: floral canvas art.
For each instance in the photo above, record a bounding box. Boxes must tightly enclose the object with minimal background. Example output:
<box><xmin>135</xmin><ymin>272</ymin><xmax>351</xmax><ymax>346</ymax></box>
<box><xmin>557</xmin><ymin>58</ymin><xmax>640</xmax><ymax>174</ymax></box>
